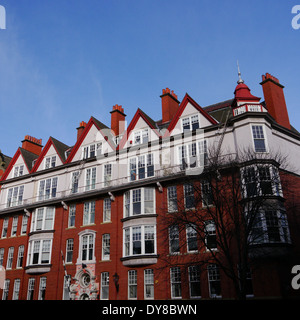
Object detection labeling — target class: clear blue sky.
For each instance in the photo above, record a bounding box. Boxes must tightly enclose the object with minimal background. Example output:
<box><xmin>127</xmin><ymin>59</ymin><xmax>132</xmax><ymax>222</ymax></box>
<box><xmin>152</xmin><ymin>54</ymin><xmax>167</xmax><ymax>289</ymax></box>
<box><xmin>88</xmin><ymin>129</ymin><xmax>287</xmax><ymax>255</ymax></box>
<box><xmin>0</xmin><ymin>0</ymin><xmax>299</xmax><ymax>157</ymax></box>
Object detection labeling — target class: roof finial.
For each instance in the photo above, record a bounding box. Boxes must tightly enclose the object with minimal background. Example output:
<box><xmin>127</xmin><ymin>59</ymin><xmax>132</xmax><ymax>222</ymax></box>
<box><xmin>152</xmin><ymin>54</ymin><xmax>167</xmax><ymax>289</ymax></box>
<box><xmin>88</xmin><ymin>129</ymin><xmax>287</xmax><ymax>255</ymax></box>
<box><xmin>237</xmin><ymin>60</ymin><xmax>244</xmax><ymax>84</ymax></box>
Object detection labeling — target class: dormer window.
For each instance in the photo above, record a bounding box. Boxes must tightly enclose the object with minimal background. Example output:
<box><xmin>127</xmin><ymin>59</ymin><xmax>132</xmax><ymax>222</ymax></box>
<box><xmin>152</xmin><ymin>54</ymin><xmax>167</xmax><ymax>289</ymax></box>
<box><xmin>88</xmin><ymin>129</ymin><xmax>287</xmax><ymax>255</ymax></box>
<box><xmin>182</xmin><ymin>114</ymin><xmax>199</xmax><ymax>132</ymax></box>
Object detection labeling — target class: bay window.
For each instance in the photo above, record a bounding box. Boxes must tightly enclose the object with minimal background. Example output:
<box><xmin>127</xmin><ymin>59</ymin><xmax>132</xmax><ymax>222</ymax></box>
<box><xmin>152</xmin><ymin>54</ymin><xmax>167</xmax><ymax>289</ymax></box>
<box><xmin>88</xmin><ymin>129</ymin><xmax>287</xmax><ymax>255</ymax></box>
<box><xmin>27</xmin><ymin>239</ymin><xmax>52</xmax><ymax>265</ymax></box>
<box><xmin>241</xmin><ymin>164</ymin><xmax>282</xmax><ymax>198</ymax></box>
<box><xmin>31</xmin><ymin>207</ymin><xmax>55</xmax><ymax>232</ymax></box>
<box><xmin>250</xmin><ymin>208</ymin><xmax>291</xmax><ymax>245</ymax></box>
<box><xmin>124</xmin><ymin>188</ymin><xmax>155</xmax><ymax>218</ymax></box>
<box><xmin>123</xmin><ymin>225</ymin><xmax>156</xmax><ymax>257</ymax></box>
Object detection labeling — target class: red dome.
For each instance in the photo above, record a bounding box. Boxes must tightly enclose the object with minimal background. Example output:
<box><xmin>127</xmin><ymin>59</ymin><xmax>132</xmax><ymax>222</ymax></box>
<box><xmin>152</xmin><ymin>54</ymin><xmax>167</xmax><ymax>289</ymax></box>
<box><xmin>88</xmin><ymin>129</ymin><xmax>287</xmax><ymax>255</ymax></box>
<box><xmin>234</xmin><ymin>82</ymin><xmax>260</xmax><ymax>101</ymax></box>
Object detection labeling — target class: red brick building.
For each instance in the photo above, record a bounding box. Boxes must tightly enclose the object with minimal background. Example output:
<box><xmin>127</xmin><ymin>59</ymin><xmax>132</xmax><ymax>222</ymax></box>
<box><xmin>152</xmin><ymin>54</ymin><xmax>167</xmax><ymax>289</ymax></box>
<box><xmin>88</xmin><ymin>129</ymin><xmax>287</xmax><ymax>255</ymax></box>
<box><xmin>0</xmin><ymin>72</ymin><xmax>299</xmax><ymax>300</ymax></box>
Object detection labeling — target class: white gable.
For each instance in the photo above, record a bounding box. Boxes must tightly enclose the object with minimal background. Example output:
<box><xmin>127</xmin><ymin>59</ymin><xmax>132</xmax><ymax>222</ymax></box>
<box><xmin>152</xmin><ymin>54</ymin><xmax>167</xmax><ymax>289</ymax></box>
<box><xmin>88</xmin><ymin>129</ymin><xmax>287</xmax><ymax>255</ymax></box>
<box><xmin>36</xmin><ymin>144</ymin><xmax>64</xmax><ymax>172</ymax></box>
<box><xmin>170</xmin><ymin>102</ymin><xmax>214</xmax><ymax>135</ymax></box>
<box><xmin>71</xmin><ymin>124</ymin><xmax>114</xmax><ymax>162</ymax></box>
<box><xmin>7</xmin><ymin>153</ymin><xmax>29</xmax><ymax>180</ymax></box>
<box><xmin>123</xmin><ymin>117</ymin><xmax>159</xmax><ymax>149</ymax></box>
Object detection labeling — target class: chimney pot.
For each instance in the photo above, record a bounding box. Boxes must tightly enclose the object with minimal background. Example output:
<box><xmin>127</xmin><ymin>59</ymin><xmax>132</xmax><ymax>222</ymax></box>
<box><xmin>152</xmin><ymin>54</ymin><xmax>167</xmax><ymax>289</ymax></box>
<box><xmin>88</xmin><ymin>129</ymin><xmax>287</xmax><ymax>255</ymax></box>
<box><xmin>21</xmin><ymin>135</ymin><xmax>43</xmax><ymax>155</ymax></box>
<box><xmin>77</xmin><ymin>121</ymin><xmax>87</xmax><ymax>141</ymax></box>
<box><xmin>110</xmin><ymin>105</ymin><xmax>126</xmax><ymax>137</ymax></box>
<box><xmin>160</xmin><ymin>88</ymin><xmax>180</xmax><ymax>123</ymax></box>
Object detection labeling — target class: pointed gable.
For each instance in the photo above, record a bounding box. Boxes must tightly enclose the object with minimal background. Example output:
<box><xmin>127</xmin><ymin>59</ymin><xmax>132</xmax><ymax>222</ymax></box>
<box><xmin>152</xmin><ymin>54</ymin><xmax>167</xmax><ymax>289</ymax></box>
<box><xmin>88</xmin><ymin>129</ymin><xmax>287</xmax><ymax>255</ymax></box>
<box><xmin>66</xmin><ymin>116</ymin><xmax>115</xmax><ymax>163</ymax></box>
<box><xmin>0</xmin><ymin>148</ymin><xmax>39</xmax><ymax>181</ymax></box>
<box><xmin>31</xmin><ymin>137</ymin><xmax>70</xmax><ymax>172</ymax></box>
<box><xmin>118</xmin><ymin>108</ymin><xmax>161</xmax><ymax>150</ymax></box>
<box><xmin>164</xmin><ymin>93</ymin><xmax>218</xmax><ymax>137</ymax></box>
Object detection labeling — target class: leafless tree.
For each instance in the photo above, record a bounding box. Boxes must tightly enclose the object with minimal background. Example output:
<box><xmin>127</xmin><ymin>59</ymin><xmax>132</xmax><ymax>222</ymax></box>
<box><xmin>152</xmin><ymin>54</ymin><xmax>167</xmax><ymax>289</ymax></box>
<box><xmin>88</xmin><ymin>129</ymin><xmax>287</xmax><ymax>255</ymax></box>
<box><xmin>158</xmin><ymin>147</ymin><xmax>296</xmax><ymax>300</ymax></box>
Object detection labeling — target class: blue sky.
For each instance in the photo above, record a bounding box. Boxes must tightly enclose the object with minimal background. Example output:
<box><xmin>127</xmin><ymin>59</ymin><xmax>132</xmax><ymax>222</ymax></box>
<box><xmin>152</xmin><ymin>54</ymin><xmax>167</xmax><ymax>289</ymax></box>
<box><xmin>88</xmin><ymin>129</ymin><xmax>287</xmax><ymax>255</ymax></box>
<box><xmin>0</xmin><ymin>0</ymin><xmax>299</xmax><ymax>157</ymax></box>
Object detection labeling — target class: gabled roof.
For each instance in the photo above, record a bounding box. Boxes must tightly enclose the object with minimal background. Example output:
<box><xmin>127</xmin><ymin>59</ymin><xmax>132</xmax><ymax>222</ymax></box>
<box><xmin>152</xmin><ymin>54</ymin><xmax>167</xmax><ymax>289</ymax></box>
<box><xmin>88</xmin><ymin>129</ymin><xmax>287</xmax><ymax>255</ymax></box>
<box><xmin>164</xmin><ymin>93</ymin><xmax>218</xmax><ymax>137</ymax></box>
<box><xmin>0</xmin><ymin>147</ymin><xmax>39</xmax><ymax>181</ymax></box>
<box><xmin>118</xmin><ymin>108</ymin><xmax>161</xmax><ymax>150</ymax></box>
<box><xmin>31</xmin><ymin>137</ymin><xmax>70</xmax><ymax>172</ymax></box>
<box><xmin>65</xmin><ymin>116</ymin><xmax>115</xmax><ymax>163</ymax></box>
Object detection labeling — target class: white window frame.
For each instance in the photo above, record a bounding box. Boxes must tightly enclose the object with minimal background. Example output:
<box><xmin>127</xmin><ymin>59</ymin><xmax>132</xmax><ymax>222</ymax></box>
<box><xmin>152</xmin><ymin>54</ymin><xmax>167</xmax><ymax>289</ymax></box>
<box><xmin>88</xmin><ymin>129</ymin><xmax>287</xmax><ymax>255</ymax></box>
<box><xmin>0</xmin><ymin>248</ymin><xmax>4</xmax><ymax>266</ymax></box>
<box><xmin>123</xmin><ymin>188</ymin><xmax>155</xmax><ymax>218</ymax></box>
<box><xmin>251</xmin><ymin>125</ymin><xmax>268</xmax><ymax>153</ymax></box>
<box><xmin>6</xmin><ymin>247</ymin><xmax>14</xmax><ymax>269</ymax></box>
<box><xmin>183</xmin><ymin>184</ymin><xmax>195</xmax><ymax>210</ymax></box>
<box><xmin>250</xmin><ymin>208</ymin><xmax>291</xmax><ymax>245</ymax></box>
<box><xmin>30</xmin><ymin>207</ymin><xmax>55</xmax><ymax>232</ymax></box>
<box><xmin>71</xmin><ymin>171</ymin><xmax>80</xmax><ymax>194</ymax></box>
<box><xmin>78</xmin><ymin>231</ymin><xmax>96</xmax><ymax>263</ymax></box>
<box><xmin>7</xmin><ymin>185</ymin><xmax>24</xmax><ymax>208</ymax></box>
<box><xmin>188</xmin><ymin>266</ymin><xmax>201</xmax><ymax>298</ymax></box>
<box><xmin>207</xmin><ymin>264</ymin><xmax>222</xmax><ymax>298</ymax></box>
<box><xmin>186</xmin><ymin>224</ymin><xmax>198</xmax><ymax>253</ymax></box>
<box><xmin>38</xmin><ymin>177</ymin><xmax>58</xmax><ymax>201</ymax></box>
<box><xmin>201</xmin><ymin>180</ymin><xmax>213</xmax><ymax>207</ymax></box>
<box><xmin>167</xmin><ymin>186</ymin><xmax>178</xmax><ymax>213</ymax></box>
<box><xmin>1</xmin><ymin>218</ymin><xmax>8</xmax><ymax>238</ymax></box>
<box><xmin>123</xmin><ymin>225</ymin><xmax>156</xmax><ymax>257</ymax></box>
<box><xmin>12</xmin><ymin>279</ymin><xmax>21</xmax><ymax>300</ymax></box>
<box><xmin>170</xmin><ymin>267</ymin><xmax>182</xmax><ymax>299</ymax></box>
<box><xmin>169</xmin><ymin>225</ymin><xmax>180</xmax><ymax>254</ymax></box>
<box><xmin>21</xmin><ymin>214</ymin><xmax>28</xmax><ymax>235</ymax></box>
<box><xmin>133</xmin><ymin>128</ymin><xmax>149</xmax><ymax>145</ymax></box>
<box><xmin>27</xmin><ymin>239</ymin><xmax>52</xmax><ymax>266</ymax></box>
<box><xmin>144</xmin><ymin>269</ymin><xmax>154</xmax><ymax>299</ymax></box>
<box><xmin>13</xmin><ymin>165</ymin><xmax>24</xmax><ymax>177</ymax></box>
<box><xmin>85</xmin><ymin>167</ymin><xmax>96</xmax><ymax>191</ymax></box>
<box><xmin>2</xmin><ymin>279</ymin><xmax>10</xmax><ymax>300</ymax></box>
<box><xmin>68</xmin><ymin>204</ymin><xmax>76</xmax><ymax>227</ymax></box>
<box><xmin>181</xmin><ymin>114</ymin><xmax>200</xmax><ymax>132</ymax></box>
<box><xmin>83</xmin><ymin>201</ymin><xmax>95</xmax><ymax>225</ymax></box>
<box><xmin>129</xmin><ymin>153</ymin><xmax>154</xmax><ymax>181</ymax></box>
<box><xmin>82</xmin><ymin>143</ymin><xmax>102</xmax><ymax>159</ymax></box>
<box><xmin>128</xmin><ymin>270</ymin><xmax>137</xmax><ymax>299</ymax></box>
<box><xmin>241</xmin><ymin>164</ymin><xmax>282</xmax><ymax>198</ymax></box>
<box><xmin>66</xmin><ymin>238</ymin><xmax>74</xmax><ymax>263</ymax></box>
<box><xmin>102</xmin><ymin>234</ymin><xmax>110</xmax><ymax>261</ymax></box>
<box><xmin>104</xmin><ymin>164</ymin><xmax>112</xmax><ymax>187</ymax></box>
<box><xmin>38</xmin><ymin>277</ymin><xmax>47</xmax><ymax>300</ymax></box>
<box><xmin>103</xmin><ymin>198</ymin><xmax>111</xmax><ymax>222</ymax></box>
<box><xmin>16</xmin><ymin>245</ymin><xmax>24</xmax><ymax>268</ymax></box>
<box><xmin>101</xmin><ymin>272</ymin><xmax>109</xmax><ymax>300</ymax></box>
<box><xmin>44</xmin><ymin>156</ymin><xmax>56</xmax><ymax>169</ymax></box>
<box><xmin>205</xmin><ymin>221</ymin><xmax>217</xmax><ymax>251</ymax></box>
<box><xmin>11</xmin><ymin>216</ymin><xmax>18</xmax><ymax>237</ymax></box>
<box><xmin>178</xmin><ymin>140</ymin><xmax>207</xmax><ymax>170</ymax></box>
<box><xmin>27</xmin><ymin>278</ymin><xmax>35</xmax><ymax>300</ymax></box>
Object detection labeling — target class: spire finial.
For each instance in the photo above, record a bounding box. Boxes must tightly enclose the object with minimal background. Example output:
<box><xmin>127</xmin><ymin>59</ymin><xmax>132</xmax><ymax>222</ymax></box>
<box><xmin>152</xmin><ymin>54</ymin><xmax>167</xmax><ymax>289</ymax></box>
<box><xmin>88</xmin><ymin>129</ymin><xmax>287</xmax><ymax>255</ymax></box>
<box><xmin>237</xmin><ymin>60</ymin><xmax>244</xmax><ymax>84</ymax></box>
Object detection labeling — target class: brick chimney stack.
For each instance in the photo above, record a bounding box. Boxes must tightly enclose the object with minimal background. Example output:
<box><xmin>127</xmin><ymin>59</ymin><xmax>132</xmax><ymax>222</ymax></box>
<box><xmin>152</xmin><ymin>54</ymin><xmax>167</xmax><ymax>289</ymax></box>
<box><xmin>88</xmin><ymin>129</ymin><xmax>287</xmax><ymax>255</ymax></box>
<box><xmin>110</xmin><ymin>104</ymin><xmax>126</xmax><ymax>136</ymax></box>
<box><xmin>77</xmin><ymin>121</ymin><xmax>87</xmax><ymax>141</ymax></box>
<box><xmin>21</xmin><ymin>135</ymin><xmax>43</xmax><ymax>155</ymax></box>
<box><xmin>260</xmin><ymin>73</ymin><xmax>291</xmax><ymax>130</ymax></box>
<box><xmin>160</xmin><ymin>88</ymin><xmax>180</xmax><ymax>123</ymax></box>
